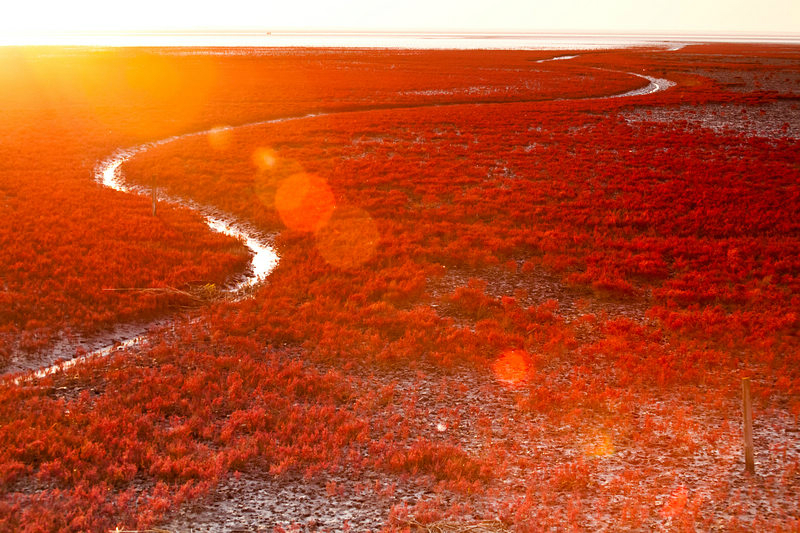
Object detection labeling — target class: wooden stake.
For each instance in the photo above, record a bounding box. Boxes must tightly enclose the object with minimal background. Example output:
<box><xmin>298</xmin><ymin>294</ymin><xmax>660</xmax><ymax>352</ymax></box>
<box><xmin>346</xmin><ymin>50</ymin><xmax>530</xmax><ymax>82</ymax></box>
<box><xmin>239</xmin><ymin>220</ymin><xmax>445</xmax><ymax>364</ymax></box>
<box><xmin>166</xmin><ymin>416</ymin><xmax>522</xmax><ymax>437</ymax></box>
<box><xmin>742</xmin><ymin>377</ymin><xmax>755</xmax><ymax>474</ymax></box>
<box><xmin>151</xmin><ymin>184</ymin><xmax>157</xmax><ymax>217</ymax></box>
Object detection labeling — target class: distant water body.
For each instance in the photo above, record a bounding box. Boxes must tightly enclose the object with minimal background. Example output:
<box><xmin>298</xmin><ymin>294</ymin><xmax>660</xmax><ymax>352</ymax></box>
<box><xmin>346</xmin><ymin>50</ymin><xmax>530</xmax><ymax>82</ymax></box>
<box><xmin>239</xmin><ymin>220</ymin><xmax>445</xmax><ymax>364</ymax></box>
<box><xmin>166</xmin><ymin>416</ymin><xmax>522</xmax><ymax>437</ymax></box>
<box><xmin>6</xmin><ymin>32</ymin><xmax>800</xmax><ymax>49</ymax></box>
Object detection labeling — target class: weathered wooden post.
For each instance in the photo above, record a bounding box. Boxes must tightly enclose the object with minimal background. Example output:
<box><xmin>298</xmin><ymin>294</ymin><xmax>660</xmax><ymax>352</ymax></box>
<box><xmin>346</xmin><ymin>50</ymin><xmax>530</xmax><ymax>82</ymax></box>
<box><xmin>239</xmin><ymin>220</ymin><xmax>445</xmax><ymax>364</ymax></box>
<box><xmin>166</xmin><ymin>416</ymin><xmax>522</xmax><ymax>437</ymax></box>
<box><xmin>742</xmin><ymin>377</ymin><xmax>755</xmax><ymax>474</ymax></box>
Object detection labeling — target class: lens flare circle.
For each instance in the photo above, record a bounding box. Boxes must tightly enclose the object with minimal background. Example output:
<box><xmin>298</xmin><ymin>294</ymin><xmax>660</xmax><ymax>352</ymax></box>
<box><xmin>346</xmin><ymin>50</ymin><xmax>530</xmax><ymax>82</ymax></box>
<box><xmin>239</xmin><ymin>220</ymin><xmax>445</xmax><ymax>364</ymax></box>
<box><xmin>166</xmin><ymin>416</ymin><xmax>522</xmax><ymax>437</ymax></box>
<box><xmin>584</xmin><ymin>431</ymin><xmax>615</xmax><ymax>457</ymax></box>
<box><xmin>252</xmin><ymin>147</ymin><xmax>278</xmax><ymax>170</ymax></box>
<box><xmin>492</xmin><ymin>349</ymin><xmax>532</xmax><ymax>386</ymax></box>
<box><xmin>315</xmin><ymin>205</ymin><xmax>379</xmax><ymax>269</ymax></box>
<box><xmin>275</xmin><ymin>172</ymin><xmax>335</xmax><ymax>232</ymax></box>
<box><xmin>207</xmin><ymin>125</ymin><xmax>233</xmax><ymax>151</ymax></box>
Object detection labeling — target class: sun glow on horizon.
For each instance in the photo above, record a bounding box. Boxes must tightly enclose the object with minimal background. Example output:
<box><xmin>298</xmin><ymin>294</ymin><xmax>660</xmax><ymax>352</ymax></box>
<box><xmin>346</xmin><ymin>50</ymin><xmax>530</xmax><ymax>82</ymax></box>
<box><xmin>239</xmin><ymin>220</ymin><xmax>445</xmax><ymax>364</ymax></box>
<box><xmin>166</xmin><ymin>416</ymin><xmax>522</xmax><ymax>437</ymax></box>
<box><xmin>2</xmin><ymin>0</ymin><xmax>800</xmax><ymax>45</ymax></box>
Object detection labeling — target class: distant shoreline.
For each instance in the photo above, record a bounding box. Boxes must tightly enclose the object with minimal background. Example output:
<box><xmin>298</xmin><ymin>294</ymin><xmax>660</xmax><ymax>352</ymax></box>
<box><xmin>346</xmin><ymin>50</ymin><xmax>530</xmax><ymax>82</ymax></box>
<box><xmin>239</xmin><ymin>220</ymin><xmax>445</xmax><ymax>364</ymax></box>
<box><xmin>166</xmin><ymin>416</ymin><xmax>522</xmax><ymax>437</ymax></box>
<box><xmin>3</xmin><ymin>31</ymin><xmax>800</xmax><ymax>48</ymax></box>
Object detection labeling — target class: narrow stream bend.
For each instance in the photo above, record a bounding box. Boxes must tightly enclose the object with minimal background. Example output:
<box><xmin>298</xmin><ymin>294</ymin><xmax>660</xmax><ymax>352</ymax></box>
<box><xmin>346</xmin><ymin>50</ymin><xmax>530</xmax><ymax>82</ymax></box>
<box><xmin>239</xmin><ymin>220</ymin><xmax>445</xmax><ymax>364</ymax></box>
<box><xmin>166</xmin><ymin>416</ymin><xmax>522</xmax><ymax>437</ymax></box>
<box><xmin>100</xmin><ymin>146</ymin><xmax>279</xmax><ymax>293</ymax></box>
<box><xmin>11</xmin><ymin>66</ymin><xmax>675</xmax><ymax>383</ymax></box>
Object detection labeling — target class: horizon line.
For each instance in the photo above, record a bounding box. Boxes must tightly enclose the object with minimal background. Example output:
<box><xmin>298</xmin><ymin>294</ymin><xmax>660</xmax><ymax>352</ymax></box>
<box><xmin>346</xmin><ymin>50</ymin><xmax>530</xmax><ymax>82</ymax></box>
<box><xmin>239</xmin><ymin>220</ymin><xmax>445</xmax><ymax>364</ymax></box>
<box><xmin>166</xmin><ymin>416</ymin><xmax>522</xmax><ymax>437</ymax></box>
<box><xmin>4</xmin><ymin>30</ymin><xmax>800</xmax><ymax>48</ymax></box>
<box><xmin>12</xmin><ymin>29</ymin><xmax>800</xmax><ymax>38</ymax></box>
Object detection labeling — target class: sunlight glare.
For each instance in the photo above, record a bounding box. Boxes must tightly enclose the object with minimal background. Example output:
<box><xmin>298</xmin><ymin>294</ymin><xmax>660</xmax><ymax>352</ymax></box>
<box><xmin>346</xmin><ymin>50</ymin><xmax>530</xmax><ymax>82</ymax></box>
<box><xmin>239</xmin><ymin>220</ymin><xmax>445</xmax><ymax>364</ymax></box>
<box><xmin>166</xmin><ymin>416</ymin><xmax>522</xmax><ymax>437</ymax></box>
<box><xmin>275</xmin><ymin>172</ymin><xmax>335</xmax><ymax>232</ymax></box>
<box><xmin>252</xmin><ymin>147</ymin><xmax>278</xmax><ymax>170</ymax></box>
<box><xmin>492</xmin><ymin>349</ymin><xmax>532</xmax><ymax>387</ymax></box>
<box><xmin>207</xmin><ymin>126</ymin><xmax>233</xmax><ymax>151</ymax></box>
<box><xmin>24</xmin><ymin>51</ymin><xmax>216</xmax><ymax>138</ymax></box>
<box><xmin>315</xmin><ymin>205</ymin><xmax>379</xmax><ymax>269</ymax></box>
<box><xmin>584</xmin><ymin>430</ymin><xmax>615</xmax><ymax>457</ymax></box>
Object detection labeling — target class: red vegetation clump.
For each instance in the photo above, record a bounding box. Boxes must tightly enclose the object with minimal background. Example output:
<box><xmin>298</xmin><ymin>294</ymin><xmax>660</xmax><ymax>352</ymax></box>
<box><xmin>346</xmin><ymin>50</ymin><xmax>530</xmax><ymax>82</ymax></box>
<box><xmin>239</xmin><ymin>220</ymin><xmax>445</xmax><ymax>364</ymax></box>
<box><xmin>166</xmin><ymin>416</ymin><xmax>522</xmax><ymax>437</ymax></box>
<box><xmin>0</xmin><ymin>47</ymin><xmax>645</xmax><ymax>369</ymax></box>
<box><xmin>124</xmin><ymin>51</ymin><xmax>798</xmax><ymax>394</ymax></box>
<box><xmin>1</xmin><ymin>44</ymin><xmax>799</xmax><ymax>530</ymax></box>
<box><xmin>0</xmin><ymin>328</ymin><xmax>366</xmax><ymax>530</ymax></box>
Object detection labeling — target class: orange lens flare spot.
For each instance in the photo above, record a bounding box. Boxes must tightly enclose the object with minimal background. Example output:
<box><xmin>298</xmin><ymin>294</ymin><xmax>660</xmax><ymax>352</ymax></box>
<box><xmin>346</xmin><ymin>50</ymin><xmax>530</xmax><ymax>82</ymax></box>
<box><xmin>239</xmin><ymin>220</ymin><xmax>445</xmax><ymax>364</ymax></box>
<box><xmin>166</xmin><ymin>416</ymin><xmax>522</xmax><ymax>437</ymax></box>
<box><xmin>492</xmin><ymin>350</ymin><xmax>532</xmax><ymax>386</ymax></box>
<box><xmin>275</xmin><ymin>173</ymin><xmax>335</xmax><ymax>233</ymax></box>
<box><xmin>584</xmin><ymin>431</ymin><xmax>615</xmax><ymax>457</ymax></box>
<box><xmin>253</xmin><ymin>147</ymin><xmax>278</xmax><ymax>170</ymax></box>
<box><xmin>315</xmin><ymin>206</ymin><xmax>379</xmax><ymax>269</ymax></box>
<box><xmin>207</xmin><ymin>126</ymin><xmax>232</xmax><ymax>151</ymax></box>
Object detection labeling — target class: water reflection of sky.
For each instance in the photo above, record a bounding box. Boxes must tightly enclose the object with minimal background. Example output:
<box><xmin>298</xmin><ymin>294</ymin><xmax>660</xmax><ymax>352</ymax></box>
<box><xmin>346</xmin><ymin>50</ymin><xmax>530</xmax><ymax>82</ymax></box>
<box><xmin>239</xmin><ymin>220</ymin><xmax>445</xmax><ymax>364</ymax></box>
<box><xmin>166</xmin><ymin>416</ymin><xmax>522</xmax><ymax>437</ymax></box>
<box><xmin>5</xmin><ymin>32</ymin><xmax>687</xmax><ymax>49</ymax></box>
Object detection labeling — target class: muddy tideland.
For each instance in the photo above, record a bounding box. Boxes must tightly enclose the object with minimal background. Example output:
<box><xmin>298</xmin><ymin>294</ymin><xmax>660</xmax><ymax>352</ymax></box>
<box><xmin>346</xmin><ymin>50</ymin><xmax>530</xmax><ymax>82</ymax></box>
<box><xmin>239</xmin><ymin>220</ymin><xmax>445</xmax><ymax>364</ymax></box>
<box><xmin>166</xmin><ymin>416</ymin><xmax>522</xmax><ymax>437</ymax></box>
<box><xmin>0</xmin><ymin>43</ymin><xmax>798</xmax><ymax>531</ymax></box>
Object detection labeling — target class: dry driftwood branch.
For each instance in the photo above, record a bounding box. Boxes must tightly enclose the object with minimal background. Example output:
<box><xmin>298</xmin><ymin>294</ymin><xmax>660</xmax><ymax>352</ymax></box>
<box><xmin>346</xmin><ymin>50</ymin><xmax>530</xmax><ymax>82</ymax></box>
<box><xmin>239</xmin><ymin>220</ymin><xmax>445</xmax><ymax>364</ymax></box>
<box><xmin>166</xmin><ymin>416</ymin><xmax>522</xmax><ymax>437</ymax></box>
<box><xmin>401</xmin><ymin>518</ymin><xmax>511</xmax><ymax>533</ymax></box>
<box><xmin>108</xmin><ymin>527</ymin><xmax>172</xmax><ymax>533</ymax></box>
<box><xmin>102</xmin><ymin>283</ymin><xmax>219</xmax><ymax>303</ymax></box>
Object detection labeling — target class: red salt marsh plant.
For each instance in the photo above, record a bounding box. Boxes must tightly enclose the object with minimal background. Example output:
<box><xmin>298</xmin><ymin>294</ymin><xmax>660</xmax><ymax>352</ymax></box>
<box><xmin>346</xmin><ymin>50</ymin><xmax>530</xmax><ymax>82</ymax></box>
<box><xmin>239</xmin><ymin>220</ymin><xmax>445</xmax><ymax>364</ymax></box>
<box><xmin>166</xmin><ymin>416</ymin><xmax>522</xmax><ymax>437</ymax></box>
<box><xmin>3</xmin><ymin>46</ymin><xmax>628</xmax><ymax>367</ymax></box>
<box><xmin>1</xmin><ymin>44</ymin><xmax>799</xmax><ymax>530</ymax></box>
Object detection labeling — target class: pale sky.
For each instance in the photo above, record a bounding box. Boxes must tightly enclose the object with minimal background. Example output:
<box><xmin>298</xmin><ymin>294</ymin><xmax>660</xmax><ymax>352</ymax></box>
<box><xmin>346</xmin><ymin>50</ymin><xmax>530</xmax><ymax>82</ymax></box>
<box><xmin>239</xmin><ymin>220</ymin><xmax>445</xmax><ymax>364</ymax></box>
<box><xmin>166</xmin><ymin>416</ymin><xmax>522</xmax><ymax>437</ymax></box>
<box><xmin>2</xmin><ymin>0</ymin><xmax>799</xmax><ymax>37</ymax></box>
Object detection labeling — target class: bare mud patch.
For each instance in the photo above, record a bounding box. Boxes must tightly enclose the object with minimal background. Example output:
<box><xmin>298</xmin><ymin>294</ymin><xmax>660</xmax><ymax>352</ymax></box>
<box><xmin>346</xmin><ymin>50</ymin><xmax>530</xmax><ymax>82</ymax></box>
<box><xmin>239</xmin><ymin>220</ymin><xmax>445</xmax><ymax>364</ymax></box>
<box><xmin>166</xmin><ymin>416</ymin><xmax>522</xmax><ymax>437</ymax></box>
<box><xmin>152</xmin><ymin>337</ymin><xmax>800</xmax><ymax>531</ymax></box>
<box><xmin>623</xmin><ymin>100</ymin><xmax>800</xmax><ymax>140</ymax></box>
<box><xmin>161</xmin><ymin>471</ymin><xmax>408</xmax><ymax>532</ymax></box>
<box><xmin>693</xmin><ymin>67</ymin><xmax>800</xmax><ymax>94</ymax></box>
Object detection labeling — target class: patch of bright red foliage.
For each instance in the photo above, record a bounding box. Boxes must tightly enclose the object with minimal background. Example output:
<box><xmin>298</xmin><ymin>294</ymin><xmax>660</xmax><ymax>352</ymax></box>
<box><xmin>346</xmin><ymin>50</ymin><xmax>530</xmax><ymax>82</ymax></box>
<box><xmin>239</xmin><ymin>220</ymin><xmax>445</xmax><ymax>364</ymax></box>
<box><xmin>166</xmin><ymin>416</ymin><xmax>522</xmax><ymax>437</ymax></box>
<box><xmin>1</xmin><ymin>44</ymin><xmax>799</xmax><ymax>531</ymax></box>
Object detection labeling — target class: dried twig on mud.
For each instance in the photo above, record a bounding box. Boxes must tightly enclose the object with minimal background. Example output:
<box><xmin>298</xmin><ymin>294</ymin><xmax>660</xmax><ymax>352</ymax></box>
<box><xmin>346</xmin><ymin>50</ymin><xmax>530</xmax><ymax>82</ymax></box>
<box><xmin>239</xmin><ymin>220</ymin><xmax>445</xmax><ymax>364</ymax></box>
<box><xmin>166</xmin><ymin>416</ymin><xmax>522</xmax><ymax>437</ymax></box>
<box><xmin>102</xmin><ymin>283</ymin><xmax>219</xmax><ymax>303</ymax></box>
<box><xmin>401</xmin><ymin>518</ymin><xmax>511</xmax><ymax>533</ymax></box>
<box><xmin>109</xmin><ymin>528</ymin><xmax>173</xmax><ymax>533</ymax></box>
